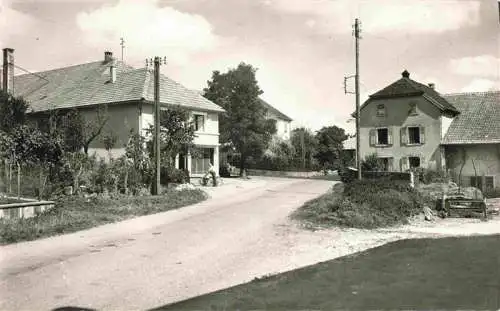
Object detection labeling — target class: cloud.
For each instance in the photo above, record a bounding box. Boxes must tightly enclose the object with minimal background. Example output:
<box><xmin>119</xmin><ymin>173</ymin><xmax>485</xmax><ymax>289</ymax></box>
<box><xmin>450</xmin><ymin>55</ymin><xmax>500</xmax><ymax>77</ymax></box>
<box><xmin>76</xmin><ymin>0</ymin><xmax>219</xmax><ymax>65</ymax></box>
<box><xmin>263</xmin><ymin>0</ymin><xmax>480</xmax><ymax>34</ymax></box>
<box><xmin>0</xmin><ymin>0</ymin><xmax>38</xmax><ymax>47</ymax></box>
<box><xmin>461</xmin><ymin>79</ymin><xmax>497</xmax><ymax>92</ymax></box>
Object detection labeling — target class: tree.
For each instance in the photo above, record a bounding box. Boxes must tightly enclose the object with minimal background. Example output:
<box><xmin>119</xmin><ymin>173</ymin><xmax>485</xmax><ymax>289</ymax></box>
<box><xmin>203</xmin><ymin>63</ymin><xmax>277</xmax><ymax>175</ymax></box>
<box><xmin>314</xmin><ymin>125</ymin><xmax>348</xmax><ymax>171</ymax></box>
<box><xmin>0</xmin><ymin>125</ymin><xmax>63</xmax><ymax>199</ymax></box>
<box><xmin>0</xmin><ymin>90</ymin><xmax>29</xmax><ymax>133</ymax></box>
<box><xmin>145</xmin><ymin>105</ymin><xmax>196</xmax><ymax>166</ymax></box>
<box><xmin>290</xmin><ymin>127</ymin><xmax>318</xmax><ymax>170</ymax></box>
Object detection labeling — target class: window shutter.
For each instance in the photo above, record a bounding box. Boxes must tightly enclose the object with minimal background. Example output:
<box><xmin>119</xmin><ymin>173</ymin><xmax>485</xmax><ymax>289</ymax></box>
<box><xmin>369</xmin><ymin>129</ymin><xmax>376</xmax><ymax>146</ymax></box>
<box><xmin>400</xmin><ymin>127</ymin><xmax>407</xmax><ymax>146</ymax></box>
<box><xmin>420</xmin><ymin>156</ymin><xmax>425</xmax><ymax>168</ymax></box>
<box><xmin>400</xmin><ymin>157</ymin><xmax>408</xmax><ymax>172</ymax></box>
<box><xmin>388</xmin><ymin>127</ymin><xmax>393</xmax><ymax>145</ymax></box>
<box><xmin>420</xmin><ymin>126</ymin><xmax>425</xmax><ymax>144</ymax></box>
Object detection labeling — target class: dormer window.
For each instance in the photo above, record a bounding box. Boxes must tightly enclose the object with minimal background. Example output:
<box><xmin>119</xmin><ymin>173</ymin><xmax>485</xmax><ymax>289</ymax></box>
<box><xmin>377</xmin><ymin>104</ymin><xmax>386</xmax><ymax>117</ymax></box>
<box><xmin>409</xmin><ymin>102</ymin><xmax>418</xmax><ymax>116</ymax></box>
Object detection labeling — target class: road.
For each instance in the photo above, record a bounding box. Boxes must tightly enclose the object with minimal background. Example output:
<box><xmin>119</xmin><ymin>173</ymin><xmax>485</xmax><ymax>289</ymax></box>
<box><xmin>0</xmin><ymin>177</ymin><xmax>334</xmax><ymax>311</ymax></box>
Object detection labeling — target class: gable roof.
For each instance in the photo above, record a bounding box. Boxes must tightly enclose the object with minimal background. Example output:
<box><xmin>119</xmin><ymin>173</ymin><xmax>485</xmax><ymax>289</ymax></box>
<box><xmin>13</xmin><ymin>59</ymin><xmax>224</xmax><ymax>113</ymax></box>
<box><xmin>258</xmin><ymin>98</ymin><xmax>293</xmax><ymax>122</ymax></box>
<box><xmin>442</xmin><ymin>91</ymin><xmax>500</xmax><ymax>145</ymax></box>
<box><xmin>354</xmin><ymin>70</ymin><xmax>459</xmax><ymax>116</ymax></box>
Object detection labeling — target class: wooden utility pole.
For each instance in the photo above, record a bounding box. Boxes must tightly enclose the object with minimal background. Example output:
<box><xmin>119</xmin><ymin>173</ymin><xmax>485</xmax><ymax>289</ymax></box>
<box><xmin>147</xmin><ymin>56</ymin><xmax>164</xmax><ymax>195</ymax></box>
<box><xmin>300</xmin><ymin>130</ymin><xmax>305</xmax><ymax>170</ymax></box>
<box><xmin>354</xmin><ymin>18</ymin><xmax>362</xmax><ymax>180</ymax></box>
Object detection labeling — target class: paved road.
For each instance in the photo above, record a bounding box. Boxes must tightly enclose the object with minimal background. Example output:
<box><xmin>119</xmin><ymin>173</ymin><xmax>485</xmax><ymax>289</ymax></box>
<box><xmin>0</xmin><ymin>177</ymin><xmax>333</xmax><ymax>311</ymax></box>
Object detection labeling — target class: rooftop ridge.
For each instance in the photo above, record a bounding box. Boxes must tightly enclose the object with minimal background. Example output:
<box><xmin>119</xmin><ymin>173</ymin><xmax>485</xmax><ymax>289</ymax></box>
<box><xmin>443</xmin><ymin>90</ymin><xmax>500</xmax><ymax>97</ymax></box>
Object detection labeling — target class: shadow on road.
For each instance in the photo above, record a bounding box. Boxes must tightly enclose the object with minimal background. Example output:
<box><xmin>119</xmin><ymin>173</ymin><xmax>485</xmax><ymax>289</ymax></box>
<box><xmin>52</xmin><ymin>307</ymin><xmax>97</xmax><ymax>311</ymax></box>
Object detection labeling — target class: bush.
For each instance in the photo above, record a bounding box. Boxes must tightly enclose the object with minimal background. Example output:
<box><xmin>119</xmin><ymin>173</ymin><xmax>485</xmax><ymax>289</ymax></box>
<box><xmin>294</xmin><ymin>179</ymin><xmax>425</xmax><ymax>229</ymax></box>
<box><xmin>361</xmin><ymin>153</ymin><xmax>384</xmax><ymax>172</ymax></box>
<box><xmin>160</xmin><ymin>165</ymin><xmax>189</xmax><ymax>185</ymax></box>
<box><xmin>339</xmin><ymin>167</ymin><xmax>357</xmax><ymax>184</ymax></box>
<box><xmin>414</xmin><ymin>168</ymin><xmax>448</xmax><ymax>184</ymax></box>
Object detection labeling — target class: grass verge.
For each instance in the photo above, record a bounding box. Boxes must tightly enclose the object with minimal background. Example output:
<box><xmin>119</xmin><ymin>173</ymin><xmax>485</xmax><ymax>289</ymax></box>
<box><xmin>152</xmin><ymin>235</ymin><xmax>500</xmax><ymax>310</ymax></box>
<box><xmin>0</xmin><ymin>189</ymin><xmax>207</xmax><ymax>245</ymax></box>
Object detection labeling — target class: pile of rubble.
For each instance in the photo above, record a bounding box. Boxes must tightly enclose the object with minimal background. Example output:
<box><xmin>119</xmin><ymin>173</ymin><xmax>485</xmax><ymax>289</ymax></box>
<box><xmin>418</xmin><ymin>182</ymin><xmax>483</xmax><ymax>202</ymax></box>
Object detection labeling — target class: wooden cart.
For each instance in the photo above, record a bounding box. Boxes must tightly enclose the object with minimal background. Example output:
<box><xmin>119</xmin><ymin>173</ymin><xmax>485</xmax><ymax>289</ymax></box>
<box><xmin>438</xmin><ymin>194</ymin><xmax>487</xmax><ymax>220</ymax></box>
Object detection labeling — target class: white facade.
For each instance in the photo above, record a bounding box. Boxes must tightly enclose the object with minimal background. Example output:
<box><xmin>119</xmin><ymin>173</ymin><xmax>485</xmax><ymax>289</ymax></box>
<box><xmin>140</xmin><ymin>105</ymin><xmax>220</xmax><ymax>176</ymax></box>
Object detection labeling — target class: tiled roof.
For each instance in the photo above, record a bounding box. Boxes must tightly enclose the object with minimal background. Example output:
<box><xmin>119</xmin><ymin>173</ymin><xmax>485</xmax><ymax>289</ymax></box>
<box><xmin>442</xmin><ymin>91</ymin><xmax>500</xmax><ymax>144</ymax></box>
<box><xmin>258</xmin><ymin>98</ymin><xmax>293</xmax><ymax>121</ymax></box>
<box><xmin>358</xmin><ymin>71</ymin><xmax>459</xmax><ymax>115</ymax></box>
<box><xmin>13</xmin><ymin>59</ymin><xmax>224</xmax><ymax>113</ymax></box>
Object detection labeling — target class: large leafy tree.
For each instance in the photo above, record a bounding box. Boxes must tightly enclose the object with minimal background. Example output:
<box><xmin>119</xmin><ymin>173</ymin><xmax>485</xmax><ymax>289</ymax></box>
<box><xmin>0</xmin><ymin>90</ymin><xmax>29</xmax><ymax>133</ymax></box>
<box><xmin>314</xmin><ymin>125</ymin><xmax>348</xmax><ymax>171</ymax></box>
<box><xmin>145</xmin><ymin>105</ymin><xmax>196</xmax><ymax>166</ymax></box>
<box><xmin>203</xmin><ymin>63</ymin><xmax>276</xmax><ymax>175</ymax></box>
<box><xmin>290</xmin><ymin>127</ymin><xmax>318</xmax><ymax>170</ymax></box>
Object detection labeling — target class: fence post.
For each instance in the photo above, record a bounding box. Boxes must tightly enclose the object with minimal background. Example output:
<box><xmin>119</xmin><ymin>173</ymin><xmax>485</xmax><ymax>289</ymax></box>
<box><xmin>410</xmin><ymin>171</ymin><xmax>415</xmax><ymax>188</ymax></box>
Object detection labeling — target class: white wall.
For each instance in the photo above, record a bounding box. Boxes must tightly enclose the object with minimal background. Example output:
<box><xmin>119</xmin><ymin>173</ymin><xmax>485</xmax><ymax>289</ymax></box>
<box><xmin>440</xmin><ymin>115</ymin><xmax>454</xmax><ymax>139</ymax></box>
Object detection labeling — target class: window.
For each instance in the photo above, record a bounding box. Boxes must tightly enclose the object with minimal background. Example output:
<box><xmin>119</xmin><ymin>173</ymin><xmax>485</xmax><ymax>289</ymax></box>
<box><xmin>470</xmin><ymin>176</ymin><xmax>483</xmax><ymax>190</ymax></box>
<box><xmin>408</xmin><ymin>127</ymin><xmax>421</xmax><ymax>144</ymax></box>
<box><xmin>377</xmin><ymin>128</ymin><xmax>388</xmax><ymax>145</ymax></box>
<box><xmin>194</xmin><ymin>114</ymin><xmax>205</xmax><ymax>131</ymax></box>
<box><xmin>409</xmin><ymin>102</ymin><xmax>418</xmax><ymax>116</ymax></box>
<box><xmin>370</xmin><ymin>128</ymin><xmax>393</xmax><ymax>146</ymax></box>
<box><xmin>377</xmin><ymin>157</ymin><xmax>393</xmax><ymax>171</ymax></box>
<box><xmin>409</xmin><ymin>156</ymin><xmax>420</xmax><ymax>168</ymax></box>
<box><xmin>377</xmin><ymin>104</ymin><xmax>386</xmax><ymax>117</ymax></box>
<box><xmin>191</xmin><ymin>147</ymin><xmax>214</xmax><ymax>174</ymax></box>
<box><xmin>485</xmin><ymin>177</ymin><xmax>494</xmax><ymax>190</ymax></box>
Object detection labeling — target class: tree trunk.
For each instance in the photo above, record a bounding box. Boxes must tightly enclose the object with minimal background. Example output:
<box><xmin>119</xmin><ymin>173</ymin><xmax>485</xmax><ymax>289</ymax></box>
<box><xmin>124</xmin><ymin>165</ymin><xmax>129</xmax><ymax>195</ymax></box>
<box><xmin>17</xmin><ymin>162</ymin><xmax>21</xmax><ymax>199</ymax></box>
<box><xmin>8</xmin><ymin>162</ymin><xmax>12</xmax><ymax>194</ymax></box>
<box><xmin>239</xmin><ymin>155</ymin><xmax>246</xmax><ymax>177</ymax></box>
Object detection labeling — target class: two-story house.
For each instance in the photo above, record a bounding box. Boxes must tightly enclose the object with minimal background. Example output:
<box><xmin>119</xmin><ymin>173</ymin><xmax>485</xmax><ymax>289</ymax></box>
<box><xmin>355</xmin><ymin>70</ymin><xmax>460</xmax><ymax>172</ymax></box>
<box><xmin>3</xmin><ymin>48</ymin><xmax>224</xmax><ymax>177</ymax></box>
<box><xmin>259</xmin><ymin>98</ymin><xmax>293</xmax><ymax>140</ymax></box>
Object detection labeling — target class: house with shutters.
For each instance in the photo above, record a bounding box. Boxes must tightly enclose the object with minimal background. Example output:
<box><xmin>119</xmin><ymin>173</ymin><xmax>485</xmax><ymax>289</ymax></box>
<box><xmin>356</xmin><ymin>70</ymin><xmax>460</xmax><ymax>172</ymax></box>
<box><xmin>2</xmin><ymin>48</ymin><xmax>225</xmax><ymax>177</ymax></box>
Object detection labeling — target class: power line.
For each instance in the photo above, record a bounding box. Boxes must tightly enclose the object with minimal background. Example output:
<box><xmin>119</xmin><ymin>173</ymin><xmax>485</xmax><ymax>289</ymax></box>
<box><xmin>13</xmin><ymin>64</ymin><xmax>49</xmax><ymax>81</ymax></box>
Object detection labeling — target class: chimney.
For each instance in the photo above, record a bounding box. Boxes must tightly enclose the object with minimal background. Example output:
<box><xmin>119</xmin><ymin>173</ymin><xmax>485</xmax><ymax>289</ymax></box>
<box><xmin>402</xmin><ymin>70</ymin><xmax>410</xmax><ymax>78</ymax></box>
<box><xmin>2</xmin><ymin>48</ymin><xmax>14</xmax><ymax>93</ymax></box>
<box><xmin>109</xmin><ymin>61</ymin><xmax>116</xmax><ymax>83</ymax></box>
<box><xmin>104</xmin><ymin>51</ymin><xmax>113</xmax><ymax>63</ymax></box>
<box><xmin>428</xmin><ymin>83</ymin><xmax>435</xmax><ymax>90</ymax></box>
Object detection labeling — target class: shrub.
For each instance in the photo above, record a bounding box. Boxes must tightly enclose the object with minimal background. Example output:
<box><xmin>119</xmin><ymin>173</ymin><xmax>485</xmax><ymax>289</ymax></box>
<box><xmin>414</xmin><ymin>168</ymin><xmax>448</xmax><ymax>184</ymax></box>
<box><xmin>160</xmin><ymin>165</ymin><xmax>189</xmax><ymax>185</ymax></box>
<box><xmin>361</xmin><ymin>153</ymin><xmax>384</xmax><ymax>172</ymax></box>
<box><xmin>294</xmin><ymin>179</ymin><xmax>425</xmax><ymax>229</ymax></box>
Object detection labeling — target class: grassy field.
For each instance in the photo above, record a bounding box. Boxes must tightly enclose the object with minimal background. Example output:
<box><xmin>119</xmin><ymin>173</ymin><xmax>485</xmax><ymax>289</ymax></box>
<box><xmin>154</xmin><ymin>235</ymin><xmax>500</xmax><ymax>310</ymax></box>
<box><xmin>0</xmin><ymin>189</ymin><xmax>207</xmax><ymax>245</ymax></box>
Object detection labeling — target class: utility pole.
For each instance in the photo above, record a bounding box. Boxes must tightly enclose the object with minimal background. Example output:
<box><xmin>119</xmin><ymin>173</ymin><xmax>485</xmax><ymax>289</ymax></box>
<box><xmin>300</xmin><ymin>130</ymin><xmax>305</xmax><ymax>170</ymax></box>
<box><xmin>120</xmin><ymin>38</ymin><xmax>125</xmax><ymax>61</ymax></box>
<box><xmin>354</xmin><ymin>18</ymin><xmax>362</xmax><ymax>180</ymax></box>
<box><xmin>147</xmin><ymin>56</ymin><xmax>167</xmax><ymax>195</ymax></box>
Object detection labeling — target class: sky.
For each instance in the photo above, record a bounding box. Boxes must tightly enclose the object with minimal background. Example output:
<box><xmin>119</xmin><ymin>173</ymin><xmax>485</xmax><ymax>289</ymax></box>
<box><xmin>0</xmin><ymin>0</ymin><xmax>499</xmax><ymax>134</ymax></box>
